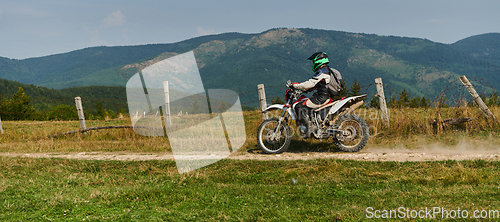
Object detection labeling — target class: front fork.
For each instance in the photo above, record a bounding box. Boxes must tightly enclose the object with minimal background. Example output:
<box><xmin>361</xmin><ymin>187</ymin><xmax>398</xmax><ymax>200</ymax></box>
<box><xmin>270</xmin><ymin>106</ymin><xmax>290</xmax><ymax>141</ymax></box>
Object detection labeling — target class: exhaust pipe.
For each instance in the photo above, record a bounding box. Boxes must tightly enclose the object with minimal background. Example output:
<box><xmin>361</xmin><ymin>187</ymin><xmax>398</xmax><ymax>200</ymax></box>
<box><xmin>330</xmin><ymin>100</ymin><xmax>365</xmax><ymax>125</ymax></box>
<box><xmin>347</xmin><ymin>101</ymin><xmax>364</xmax><ymax>114</ymax></box>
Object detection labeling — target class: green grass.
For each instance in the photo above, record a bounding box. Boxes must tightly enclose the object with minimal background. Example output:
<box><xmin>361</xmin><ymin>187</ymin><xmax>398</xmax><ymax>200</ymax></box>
<box><xmin>2</xmin><ymin>157</ymin><xmax>500</xmax><ymax>221</ymax></box>
<box><xmin>1</xmin><ymin>108</ymin><xmax>500</xmax><ymax>220</ymax></box>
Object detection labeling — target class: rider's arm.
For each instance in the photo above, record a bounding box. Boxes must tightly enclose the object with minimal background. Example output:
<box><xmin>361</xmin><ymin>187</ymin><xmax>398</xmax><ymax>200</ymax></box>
<box><xmin>293</xmin><ymin>73</ymin><xmax>330</xmax><ymax>90</ymax></box>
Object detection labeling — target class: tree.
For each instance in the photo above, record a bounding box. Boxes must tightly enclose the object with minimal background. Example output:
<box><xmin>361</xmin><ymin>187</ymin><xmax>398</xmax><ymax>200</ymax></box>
<box><xmin>3</xmin><ymin>87</ymin><xmax>37</xmax><ymax>120</ymax></box>
<box><xmin>369</xmin><ymin>96</ymin><xmax>380</xmax><ymax>109</ymax></box>
<box><xmin>420</xmin><ymin>96</ymin><xmax>430</xmax><ymax>108</ymax></box>
<box><xmin>409</xmin><ymin>96</ymin><xmax>421</xmax><ymax>108</ymax></box>
<box><xmin>339</xmin><ymin>79</ymin><xmax>348</xmax><ymax>97</ymax></box>
<box><xmin>271</xmin><ymin>97</ymin><xmax>285</xmax><ymax>105</ymax></box>
<box><xmin>348</xmin><ymin>79</ymin><xmax>361</xmax><ymax>97</ymax></box>
<box><xmin>0</xmin><ymin>94</ymin><xmax>7</xmax><ymax>117</ymax></box>
<box><xmin>94</xmin><ymin>102</ymin><xmax>106</xmax><ymax>120</ymax></box>
<box><xmin>397</xmin><ymin>89</ymin><xmax>410</xmax><ymax>108</ymax></box>
<box><xmin>388</xmin><ymin>94</ymin><xmax>398</xmax><ymax>108</ymax></box>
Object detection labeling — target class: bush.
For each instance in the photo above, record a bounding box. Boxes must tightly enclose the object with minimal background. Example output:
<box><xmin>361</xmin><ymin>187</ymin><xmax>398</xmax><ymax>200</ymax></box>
<box><xmin>46</xmin><ymin>104</ymin><xmax>78</xmax><ymax>121</ymax></box>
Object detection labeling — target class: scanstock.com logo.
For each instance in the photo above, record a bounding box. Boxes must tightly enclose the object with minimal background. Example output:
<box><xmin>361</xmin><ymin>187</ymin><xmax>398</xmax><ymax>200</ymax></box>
<box><xmin>126</xmin><ymin>51</ymin><xmax>246</xmax><ymax>173</ymax></box>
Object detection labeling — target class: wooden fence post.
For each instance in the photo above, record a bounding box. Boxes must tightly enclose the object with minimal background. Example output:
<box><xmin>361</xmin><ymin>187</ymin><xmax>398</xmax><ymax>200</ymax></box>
<box><xmin>375</xmin><ymin>78</ymin><xmax>390</xmax><ymax>126</ymax></box>
<box><xmin>75</xmin><ymin>97</ymin><xmax>87</xmax><ymax>131</ymax></box>
<box><xmin>139</xmin><ymin>71</ymin><xmax>153</xmax><ymax>113</ymax></box>
<box><xmin>258</xmin><ymin>84</ymin><xmax>268</xmax><ymax>120</ymax></box>
<box><xmin>0</xmin><ymin>116</ymin><xmax>3</xmax><ymax>134</ymax></box>
<box><xmin>459</xmin><ymin>75</ymin><xmax>497</xmax><ymax>121</ymax></box>
<box><xmin>163</xmin><ymin>81</ymin><xmax>172</xmax><ymax>126</ymax></box>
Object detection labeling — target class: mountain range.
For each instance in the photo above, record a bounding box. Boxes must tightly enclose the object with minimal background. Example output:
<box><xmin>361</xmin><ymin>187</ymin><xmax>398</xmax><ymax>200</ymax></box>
<box><xmin>1</xmin><ymin>28</ymin><xmax>499</xmax><ymax>107</ymax></box>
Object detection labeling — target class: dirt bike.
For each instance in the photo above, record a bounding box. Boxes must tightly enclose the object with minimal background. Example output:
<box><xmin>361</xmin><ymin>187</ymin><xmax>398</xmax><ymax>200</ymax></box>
<box><xmin>257</xmin><ymin>81</ymin><xmax>369</xmax><ymax>154</ymax></box>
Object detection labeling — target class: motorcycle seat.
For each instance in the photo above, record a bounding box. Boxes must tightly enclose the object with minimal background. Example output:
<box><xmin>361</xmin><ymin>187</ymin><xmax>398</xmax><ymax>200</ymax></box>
<box><xmin>314</xmin><ymin>98</ymin><xmax>339</xmax><ymax>112</ymax></box>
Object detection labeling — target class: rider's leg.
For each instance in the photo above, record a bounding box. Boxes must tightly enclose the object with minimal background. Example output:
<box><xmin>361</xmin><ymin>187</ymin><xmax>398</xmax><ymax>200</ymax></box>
<box><xmin>304</xmin><ymin>99</ymin><xmax>331</xmax><ymax>135</ymax></box>
<box><xmin>295</xmin><ymin>99</ymin><xmax>330</xmax><ymax>137</ymax></box>
<box><xmin>295</xmin><ymin>99</ymin><xmax>330</xmax><ymax>123</ymax></box>
<box><xmin>295</xmin><ymin>102</ymin><xmax>309</xmax><ymax>124</ymax></box>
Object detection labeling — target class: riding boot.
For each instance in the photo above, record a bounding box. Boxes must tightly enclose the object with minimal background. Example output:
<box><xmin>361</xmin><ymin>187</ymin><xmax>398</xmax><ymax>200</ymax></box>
<box><xmin>306</xmin><ymin>119</ymin><xmax>317</xmax><ymax>138</ymax></box>
<box><xmin>297</xmin><ymin>112</ymin><xmax>308</xmax><ymax>135</ymax></box>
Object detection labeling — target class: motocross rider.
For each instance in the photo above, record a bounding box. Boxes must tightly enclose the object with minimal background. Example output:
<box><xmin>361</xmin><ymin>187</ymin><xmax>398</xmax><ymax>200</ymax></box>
<box><xmin>289</xmin><ymin>52</ymin><xmax>343</xmax><ymax>134</ymax></box>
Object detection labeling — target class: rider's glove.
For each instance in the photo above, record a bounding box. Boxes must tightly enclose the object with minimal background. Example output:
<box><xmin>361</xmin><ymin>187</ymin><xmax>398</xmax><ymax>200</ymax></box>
<box><xmin>286</xmin><ymin>80</ymin><xmax>299</xmax><ymax>89</ymax></box>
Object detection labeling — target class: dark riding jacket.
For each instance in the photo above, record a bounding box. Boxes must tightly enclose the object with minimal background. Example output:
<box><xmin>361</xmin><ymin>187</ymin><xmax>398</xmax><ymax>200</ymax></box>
<box><xmin>293</xmin><ymin>67</ymin><xmax>331</xmax><ymax>105</ymax></box>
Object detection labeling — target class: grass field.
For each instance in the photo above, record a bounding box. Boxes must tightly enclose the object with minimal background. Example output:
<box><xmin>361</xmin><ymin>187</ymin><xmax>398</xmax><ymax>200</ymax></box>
<box><xmin>1</xmin><ymin>106</ymin><xmax>499</xmax><ymax>153</ymax></box>
<box><xmin>1</xmin><ymin>107</ymin><xmax>500</xmax><ymax>220</ymax></box>
<box><xmin>2</xmin><ymin>158</ymin><xmax>500</xmax><ymax>221</ymax></box>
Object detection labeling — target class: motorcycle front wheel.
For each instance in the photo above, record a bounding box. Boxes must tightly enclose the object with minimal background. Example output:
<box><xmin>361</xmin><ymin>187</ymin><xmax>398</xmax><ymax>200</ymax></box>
<box><xmin>257</xmin><ymin>117</ymin><xmax>292</xmax><ymax>154</ymax></box>
<box><xmin>332</xmin><ymin>114</ymin><xmax>369</xmax><ymax>152</ymax></box>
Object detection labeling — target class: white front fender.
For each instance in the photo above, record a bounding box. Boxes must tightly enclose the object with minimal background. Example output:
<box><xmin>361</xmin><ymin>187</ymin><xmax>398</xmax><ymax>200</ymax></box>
<box><xmin>262</xmin><ymin>104</ymin><xmax>297</xmax><ymax>120</ymax></box>
<box><xmin>262</xmin><ymin>104</ymin><xmax>284</xmax><ymax>112</ymax></box>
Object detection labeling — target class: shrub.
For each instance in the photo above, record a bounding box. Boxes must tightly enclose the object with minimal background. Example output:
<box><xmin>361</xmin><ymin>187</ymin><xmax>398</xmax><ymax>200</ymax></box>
<box><xmin>46</xmin><ymin>104</ymin><xmax>79</xmax><ymax>121</ymax></box>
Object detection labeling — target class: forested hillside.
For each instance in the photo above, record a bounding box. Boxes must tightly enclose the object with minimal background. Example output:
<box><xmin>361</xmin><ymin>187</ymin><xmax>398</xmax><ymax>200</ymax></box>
<box><xmin>0</xmin><ymin>78</ymin><xmax>127</xmax><ymax>114</ymax></box>
<box><xmin>1</xmin><ymin>28</ymin><xmax>499</xmax><ymax>106</ymax></box>
<box><xmin>0</xmin><ymin>32</ymin><xmax>255</xmax><ymax>89</ymax></box>
<box><xmin>451</xmin><ymin>33</ymin><xmax>500</xmax><ymax>66</ymax></box>
<box><xmin>0</xmin><ymin>77</ymin><xmax>258</xmax><ymax>121</ymax></box>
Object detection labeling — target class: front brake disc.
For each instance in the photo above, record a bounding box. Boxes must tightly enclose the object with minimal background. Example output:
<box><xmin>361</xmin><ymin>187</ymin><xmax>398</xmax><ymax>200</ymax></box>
<box><xmin>265</xmin><ymin>129</ymin><xmax>281</xmax><ymax>143</ymax></box>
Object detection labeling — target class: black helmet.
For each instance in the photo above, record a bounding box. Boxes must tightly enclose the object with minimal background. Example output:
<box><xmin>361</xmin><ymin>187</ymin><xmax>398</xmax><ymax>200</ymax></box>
<box><xmin>308</xmin><ymin>52</ymin><xmax>329</xmax><ymax>72</ymax></box>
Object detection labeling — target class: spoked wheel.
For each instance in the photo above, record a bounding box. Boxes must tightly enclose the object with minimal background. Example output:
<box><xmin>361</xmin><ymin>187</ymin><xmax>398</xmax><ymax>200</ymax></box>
<box><xmin>257</xmin><ymin>117</ymin><xmax>292</xmax><ymax>154</ymax></box>
<box><xmin>332</xmin><ymin>114</ymin><xmax>369</xmax><ymax>152</ymax></box>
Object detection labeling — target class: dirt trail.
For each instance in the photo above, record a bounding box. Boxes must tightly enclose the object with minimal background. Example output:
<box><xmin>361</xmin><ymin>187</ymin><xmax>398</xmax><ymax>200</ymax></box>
<box><xmin>1</xmin><ymin>146</ymin><xmax>500</xmax><ymax>162</ymax></box>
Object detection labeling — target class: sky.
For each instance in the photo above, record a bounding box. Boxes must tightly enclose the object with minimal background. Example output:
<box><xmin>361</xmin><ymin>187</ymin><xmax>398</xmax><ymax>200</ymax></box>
<box><xmin>0</xmin><ymin>0</ymin><xmax>499</xmax><ymax>59</ymax></box>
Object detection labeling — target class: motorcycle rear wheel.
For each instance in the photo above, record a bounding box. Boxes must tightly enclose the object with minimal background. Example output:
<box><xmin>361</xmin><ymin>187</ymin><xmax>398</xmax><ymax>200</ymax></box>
<box><xmin>257</xmin><ymin>117</ymin><xmax>292</xmax><ymax>154</ymax></box>
<box><xmin>332</xmin><ymin>114</ymin><xmax>369</xmax><ymax>152</ymax></box>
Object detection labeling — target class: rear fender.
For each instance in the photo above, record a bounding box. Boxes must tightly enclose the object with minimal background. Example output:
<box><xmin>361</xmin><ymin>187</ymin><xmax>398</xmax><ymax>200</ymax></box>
<box><xmin>328</xmin><ymin>95</ymin><xmax>367</xmax><ymax>115</ymax></box>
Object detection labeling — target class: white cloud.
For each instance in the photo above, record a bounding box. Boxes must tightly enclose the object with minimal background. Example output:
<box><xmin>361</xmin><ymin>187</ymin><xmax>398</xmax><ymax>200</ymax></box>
<box><xmin>101</xmin><ymin>10</ymin><xmax>125</xmax><ymax>28</ymax></box>
<box><xmin>196</xmin><ymin>26</ymin><xmax>218</xmax><ymax>36</ymax></box>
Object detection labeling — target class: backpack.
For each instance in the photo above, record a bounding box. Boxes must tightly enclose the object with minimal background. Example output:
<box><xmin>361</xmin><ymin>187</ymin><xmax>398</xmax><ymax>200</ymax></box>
<box><xmin>327</xmin><ymin>68</ymin><xmax>344</xmax><ymax>96</ymax></box>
